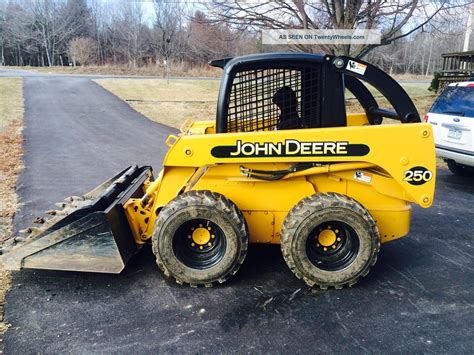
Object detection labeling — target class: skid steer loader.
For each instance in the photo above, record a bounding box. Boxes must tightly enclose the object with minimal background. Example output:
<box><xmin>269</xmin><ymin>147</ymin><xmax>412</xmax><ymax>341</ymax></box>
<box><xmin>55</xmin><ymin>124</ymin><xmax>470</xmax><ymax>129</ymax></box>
<box><xmin>1</xmin><ymin>53</ymin><xmax>436</xmax><ymax>289</ymax></box>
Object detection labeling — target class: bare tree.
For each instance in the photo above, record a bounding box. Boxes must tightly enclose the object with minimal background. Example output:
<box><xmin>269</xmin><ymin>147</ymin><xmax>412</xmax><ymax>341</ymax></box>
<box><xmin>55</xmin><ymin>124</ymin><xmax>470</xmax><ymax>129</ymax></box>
<box><xmin>188</xmin><ymin>10</ymin><xmax>259</xmax><ymax>62</ymax></box>
<box><xmin>1</xmin><ymin>0</ymin><xmax>471</xmax><ymax>75</ymax></box>
<box><xmin>207</xmin><ymin>0</ymin><xmax>471</xmax><ymax>58</ymax></box>
<box><xmin>152</xmin><ymin>0</ymin><xmax>187</xmax><ymax>63</ymax></box>
<box><xmin>2</xmin><ymin>0</ymin><xmax>87</xmax><ymax>66</ymax></box>
<box><xmin>27</xmin><ymin>0</ymin><xmax>86</xmax><ymax>66</ymax></box>
<box><xmin>110</xmin><ymin>0</ymin><xmax>150</xmax><ymax>68</ymax></box>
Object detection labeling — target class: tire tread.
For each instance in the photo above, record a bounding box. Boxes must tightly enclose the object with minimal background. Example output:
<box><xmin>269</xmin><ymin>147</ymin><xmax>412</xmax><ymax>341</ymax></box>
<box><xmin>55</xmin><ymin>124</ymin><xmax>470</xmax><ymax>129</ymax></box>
<box><xmin>281</xmin><ymin>192</ymin><xmax>380</xmax><ymax>289</ymax></box>
<box><xmin>152</xmin><ymin>190</ymin><xmax>248</xmax><ymax>287</ymax></box>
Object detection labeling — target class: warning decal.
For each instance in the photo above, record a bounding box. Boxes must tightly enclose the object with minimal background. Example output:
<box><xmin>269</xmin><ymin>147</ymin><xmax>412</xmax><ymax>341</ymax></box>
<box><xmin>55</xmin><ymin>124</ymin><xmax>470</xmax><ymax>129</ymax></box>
<box><xmin>346</xmin><ymin>60</ymin><xmax>367</xmax><ymax>75</ymax></box>
<box><xmin>353</xmin><ymin>171</ymin><xmax>372</xmax><ymax>183</ymax></box>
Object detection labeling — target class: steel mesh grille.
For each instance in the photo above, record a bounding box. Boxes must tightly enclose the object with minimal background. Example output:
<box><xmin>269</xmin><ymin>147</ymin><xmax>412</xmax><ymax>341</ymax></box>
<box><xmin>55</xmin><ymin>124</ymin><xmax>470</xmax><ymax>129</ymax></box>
<box><xmin>227</xmin><ymin>67</ymin><xmax>320</xmax><ymax>132</ymax></box>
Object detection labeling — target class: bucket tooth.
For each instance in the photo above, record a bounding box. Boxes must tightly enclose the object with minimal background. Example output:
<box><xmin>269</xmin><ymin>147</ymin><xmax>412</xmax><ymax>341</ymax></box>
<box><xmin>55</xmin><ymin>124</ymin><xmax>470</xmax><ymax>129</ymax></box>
<box><xmin>33</xmin><ymin>217</ymin><xmax>45</xmax><ymax>224</ymax></box>
<box><xmin>48</xmin><ymin>209</ymin><xmax>67</xmax><ymax>216</ymax></box>
<box><xmin>19</xmin><ymin>226</ymin><xmax>43</xmax><ymax>237</ymax></box>
<box><xmin>55</xmin><ymin>202</ymin><xmax>67</xmax><ymax>208</ymax></box>
<box><xmin>64</xmin><ymin>196</ymin><xmax>83</xmax><ymax>202</ymax></box>
<box><xmin>14</xmin><ymin>236</ymin><xmax>25</xmax><ymax>243</ymax></box>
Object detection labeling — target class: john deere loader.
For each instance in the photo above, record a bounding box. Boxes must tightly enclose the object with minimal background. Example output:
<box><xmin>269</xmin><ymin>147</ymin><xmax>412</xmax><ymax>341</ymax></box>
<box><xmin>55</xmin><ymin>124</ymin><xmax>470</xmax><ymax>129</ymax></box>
<box><xmin>1</xmin><ymin>53</ymin><xmax>436</xmax><ymax>289</ymax></box>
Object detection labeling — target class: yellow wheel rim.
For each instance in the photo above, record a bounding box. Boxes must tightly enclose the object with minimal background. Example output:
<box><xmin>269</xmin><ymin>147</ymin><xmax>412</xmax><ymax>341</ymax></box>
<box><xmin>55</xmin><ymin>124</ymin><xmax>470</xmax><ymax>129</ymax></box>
<box><xmin>192</xmin><ymin>227</ymin><xmax>211</xmax><ymax>245</ymax></box>
<box><xmin>317</xmin><ymin>229</ymin><xmax>337</xmax><ymax>247</ymax></box>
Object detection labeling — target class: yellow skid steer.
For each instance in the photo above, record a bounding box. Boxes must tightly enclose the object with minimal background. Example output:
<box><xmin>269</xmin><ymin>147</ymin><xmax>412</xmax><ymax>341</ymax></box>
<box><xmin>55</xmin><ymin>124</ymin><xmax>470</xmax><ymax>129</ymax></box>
<box><xmin>1</xmin><ymin>53</ymin><xmax>436</xmax><ymax>289</ymax></box>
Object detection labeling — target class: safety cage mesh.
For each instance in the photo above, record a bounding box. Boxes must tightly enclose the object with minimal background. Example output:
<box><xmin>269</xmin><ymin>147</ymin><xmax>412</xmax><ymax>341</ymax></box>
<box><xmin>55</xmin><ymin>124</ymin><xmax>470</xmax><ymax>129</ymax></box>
<box><xmin>226</xmin><ymin>66</ymin><xmax>321</xmax><ymax>132</ymax></box>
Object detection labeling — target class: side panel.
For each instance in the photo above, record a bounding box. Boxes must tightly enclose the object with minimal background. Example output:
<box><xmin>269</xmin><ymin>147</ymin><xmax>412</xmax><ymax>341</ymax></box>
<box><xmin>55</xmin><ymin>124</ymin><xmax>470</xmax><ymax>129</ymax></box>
<box><xmin>191</xmin><ymin>164</ymin><xmax>316</xmax><ymax>244</ymax></box>
<box><xmin>163</xmin><ymin>123</ymin><xmax>436</xmax><ymax>208</ymax></box>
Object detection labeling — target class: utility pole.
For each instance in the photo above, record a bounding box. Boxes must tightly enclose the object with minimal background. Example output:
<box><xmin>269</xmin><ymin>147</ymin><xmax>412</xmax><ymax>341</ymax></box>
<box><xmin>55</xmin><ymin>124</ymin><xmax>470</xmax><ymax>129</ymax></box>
<box><xmin>463</xmin><ymin>2</ymin><xmax>474</xmax><ymax>52</ymax></box>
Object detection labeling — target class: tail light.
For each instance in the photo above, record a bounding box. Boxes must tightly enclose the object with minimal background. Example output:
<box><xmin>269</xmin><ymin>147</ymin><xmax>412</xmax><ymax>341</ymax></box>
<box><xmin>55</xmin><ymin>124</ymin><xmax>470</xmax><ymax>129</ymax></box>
<box><xmin>467</xmin><ymin>84</ymin><xmax>474</xmax><ymax>87</ymax></box>
<box><xmin>423</xmin><ymin>114</ymin><xmax>429</xmax><ymax>122</ymax></box>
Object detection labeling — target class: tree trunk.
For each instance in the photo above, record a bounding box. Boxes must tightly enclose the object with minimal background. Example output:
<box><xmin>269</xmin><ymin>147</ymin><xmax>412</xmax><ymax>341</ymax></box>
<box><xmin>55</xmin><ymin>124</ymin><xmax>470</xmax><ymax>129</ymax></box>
<box><xmin>425</xmin><ymin>36</ymin><xmax>433</xmax><ymax>77</ymax></box>
<box><xmin>45</xmin><ymin>39</ymin><xmax>52</xmax><ymax>67</ymax></box>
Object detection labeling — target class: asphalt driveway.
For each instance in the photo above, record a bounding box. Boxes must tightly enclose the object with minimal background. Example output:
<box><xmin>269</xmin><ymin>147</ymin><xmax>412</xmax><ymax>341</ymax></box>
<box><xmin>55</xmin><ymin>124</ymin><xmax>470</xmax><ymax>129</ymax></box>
<box><xmin>2</xmin><ymin>72</ymin><xmax>473</xmax><ymax>353</ymax></box>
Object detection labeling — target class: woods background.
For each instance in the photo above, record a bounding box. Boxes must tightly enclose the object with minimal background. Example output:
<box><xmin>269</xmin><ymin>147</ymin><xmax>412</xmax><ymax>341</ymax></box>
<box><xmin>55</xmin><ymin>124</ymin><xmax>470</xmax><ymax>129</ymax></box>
<box><xmin>0</xmin><ymin>0</ymin><xmax>473</xmax><ymax>76</ymax></box>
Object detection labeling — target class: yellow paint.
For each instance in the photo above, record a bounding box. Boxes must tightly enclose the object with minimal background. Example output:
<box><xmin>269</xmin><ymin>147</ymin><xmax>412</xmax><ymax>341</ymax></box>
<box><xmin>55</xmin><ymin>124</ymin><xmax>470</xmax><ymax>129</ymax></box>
<box><xmin>243</xmin><ymin>211</ymin><xmax>275</xmax><ymax>243</ymax></box>
<box><xmin>346</xmin><ymin>113</ymin><xmax>369</xmax><ymax>126</ymax></box>
<box><xmin>318</xmin><ymin>230</ymin><xmax>337</xmax><ymax>246</ymax></box>
<box><xmin>123</xmin><ymin>117</ymin><xmax>435</xmax><ymax>247</ymax></box>
<box><xmin>192</xmin><ymin>228</ymin><xmax>211</xmax><ymax>245</ymax></box>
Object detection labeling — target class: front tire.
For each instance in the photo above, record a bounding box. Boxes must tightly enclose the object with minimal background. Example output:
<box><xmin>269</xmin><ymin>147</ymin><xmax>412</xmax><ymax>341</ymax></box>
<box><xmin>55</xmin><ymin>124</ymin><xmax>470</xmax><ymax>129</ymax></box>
<box><xmin>152</xmin><ymin>190</ymin><xmax>248</xmax><ymax>287</ymax></box>
<box><xmin>281</xmin><ymin>193</ymin><xmax>380</xmax><ymax>289</ymax></box>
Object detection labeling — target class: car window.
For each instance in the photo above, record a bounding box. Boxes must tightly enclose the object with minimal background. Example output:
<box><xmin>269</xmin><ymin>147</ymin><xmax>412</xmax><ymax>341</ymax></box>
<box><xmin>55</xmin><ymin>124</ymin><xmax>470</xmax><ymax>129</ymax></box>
<box><xmin>430</xmin><ymin>86</ymin><xmax>474</xmax><ymax>117</ymax></box>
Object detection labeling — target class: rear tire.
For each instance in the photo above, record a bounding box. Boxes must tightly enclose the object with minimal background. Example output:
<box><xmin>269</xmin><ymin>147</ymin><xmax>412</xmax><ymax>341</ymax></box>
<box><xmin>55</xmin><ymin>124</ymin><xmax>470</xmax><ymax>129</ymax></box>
<box><xmin>152</xmin><ymin>190</ymin><xmax>248</xmax><ymax>287</ymax></box>
<box><xmin>281</xmin><ymin>193</ymin><xmax>380</xmax><ymax>289</ymax></box>
<box><xmin>446</xmin><ymin>160</ymin><xmax>474</xmax><ymax>177</ymax></box>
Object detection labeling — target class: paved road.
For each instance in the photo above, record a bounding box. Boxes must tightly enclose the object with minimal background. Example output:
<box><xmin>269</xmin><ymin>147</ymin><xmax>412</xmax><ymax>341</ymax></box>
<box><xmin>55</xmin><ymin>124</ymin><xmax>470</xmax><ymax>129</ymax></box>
<box><xmin>2</xmin><ymin>72</ymin><xmax>473</xmax><ymax>353</ymax></box>
<box><xmin>0</xmin><ymin>67</ymin><xmax>220</xmax><ymax>81</ymax></box>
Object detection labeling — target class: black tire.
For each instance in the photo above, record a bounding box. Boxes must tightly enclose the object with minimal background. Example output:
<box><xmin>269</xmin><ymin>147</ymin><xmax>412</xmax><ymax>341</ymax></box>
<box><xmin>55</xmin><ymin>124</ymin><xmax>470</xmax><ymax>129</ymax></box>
<box><xmin>152</xmin><ymin>190</ymin><xmax>248</xmax><ymax>287</ymax></box>
<box><xmin>446</xmin><ymin>160</ymin><xmax>474</xmax><ymax>177</ymax></box>
<box><xmin>281</xmin><ymin>193</ymin><xmax>380</xmax><ymax>289</ymax></box>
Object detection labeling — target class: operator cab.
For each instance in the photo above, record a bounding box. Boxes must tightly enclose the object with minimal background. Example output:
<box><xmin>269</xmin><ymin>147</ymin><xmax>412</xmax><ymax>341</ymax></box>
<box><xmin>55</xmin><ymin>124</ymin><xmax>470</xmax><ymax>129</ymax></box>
<box><xmin>210</xmin><ymin>53</ymin><xmax>421</xmax><ymax>134</ymax></box>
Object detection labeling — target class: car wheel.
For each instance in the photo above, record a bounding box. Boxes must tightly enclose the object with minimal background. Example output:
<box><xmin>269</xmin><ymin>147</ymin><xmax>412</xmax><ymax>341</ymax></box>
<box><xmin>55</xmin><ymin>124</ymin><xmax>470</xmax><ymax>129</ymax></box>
<box><xmin>446</xmin><ymin>160</ymin><xmax>474</xmax><ymax>177</ymax></box>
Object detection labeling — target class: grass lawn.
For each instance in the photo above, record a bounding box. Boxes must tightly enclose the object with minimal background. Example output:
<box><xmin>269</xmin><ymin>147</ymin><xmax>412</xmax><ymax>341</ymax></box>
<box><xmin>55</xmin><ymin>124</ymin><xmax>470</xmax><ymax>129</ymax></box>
<box><xmin>96</xmin><ymin>78</ymin><xmax>436</xmax><ymax>128</ymax></box>
<box><xmin>0</xmin><ymin>77</ymin><xmax>24</xmax><ymax>334</ymax></box>
<box><xmin>96</xmin><ymin>78</ymin><xmax>220</xmax><ymax>128</ymax></box>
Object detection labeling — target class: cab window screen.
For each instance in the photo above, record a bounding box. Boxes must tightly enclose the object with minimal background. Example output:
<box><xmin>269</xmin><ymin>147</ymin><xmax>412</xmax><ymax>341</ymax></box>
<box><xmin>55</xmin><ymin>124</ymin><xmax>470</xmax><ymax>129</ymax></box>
<box><xmin>226</xmin><ymin>67</ymin><xmax>320</xmax><ymax>132</ymax></box>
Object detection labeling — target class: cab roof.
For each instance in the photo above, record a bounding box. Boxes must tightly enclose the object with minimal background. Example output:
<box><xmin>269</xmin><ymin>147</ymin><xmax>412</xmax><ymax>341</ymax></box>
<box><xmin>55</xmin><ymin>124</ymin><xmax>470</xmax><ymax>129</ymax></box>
<box><xmin>209</xmin><ymin>52</ymin><xmax>326</xmax><ymax>69</ymax></box>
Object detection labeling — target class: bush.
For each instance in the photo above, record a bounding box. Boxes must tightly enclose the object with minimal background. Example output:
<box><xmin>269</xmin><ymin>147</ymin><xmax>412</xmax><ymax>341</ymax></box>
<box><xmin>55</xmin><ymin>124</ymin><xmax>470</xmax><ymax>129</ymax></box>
<box><xmin>68</xmin><ymin>38</ymin><xmax>96</xmax><ymax>66</ymax></box>
<box><xmin>428</xmin><ymin>72</ymin><xmax>440</xmax><ymax>92</ymax></box>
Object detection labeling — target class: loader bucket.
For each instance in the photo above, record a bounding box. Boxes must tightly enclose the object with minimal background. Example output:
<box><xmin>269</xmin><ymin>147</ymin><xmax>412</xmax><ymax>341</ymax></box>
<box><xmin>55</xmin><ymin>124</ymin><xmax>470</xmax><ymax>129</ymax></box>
<box><xmin>1</xmin><ymin>165</ymin><xmax>153</xmax><ymax>273</ymax></box>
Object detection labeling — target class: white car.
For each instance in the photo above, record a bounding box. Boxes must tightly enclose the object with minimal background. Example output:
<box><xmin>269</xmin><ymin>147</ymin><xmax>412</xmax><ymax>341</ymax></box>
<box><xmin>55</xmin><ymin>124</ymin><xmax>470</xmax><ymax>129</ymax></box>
<box><xmin>426</xmin><ymin>82</ymin><xmax>474</xmax><ymax>176</ymax></box>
